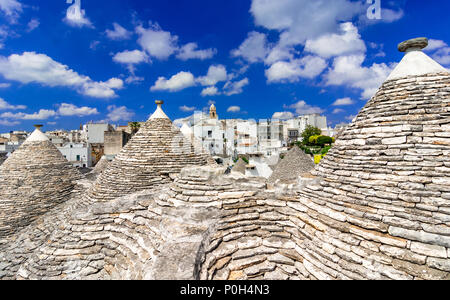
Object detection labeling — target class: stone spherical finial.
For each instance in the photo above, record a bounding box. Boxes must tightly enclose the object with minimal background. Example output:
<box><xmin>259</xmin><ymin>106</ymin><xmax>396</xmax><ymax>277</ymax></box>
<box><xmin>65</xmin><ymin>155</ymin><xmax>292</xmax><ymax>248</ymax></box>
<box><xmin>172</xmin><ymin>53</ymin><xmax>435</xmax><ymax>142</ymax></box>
<box><xmin>155</xmin><ymin>100</ymin><xmax>164</xmax><ymax>105</ymax></box>
<box><xmin>398</xmin><ymin>37</ymin><xmax>428</xmax><ymax>52</ymax></box>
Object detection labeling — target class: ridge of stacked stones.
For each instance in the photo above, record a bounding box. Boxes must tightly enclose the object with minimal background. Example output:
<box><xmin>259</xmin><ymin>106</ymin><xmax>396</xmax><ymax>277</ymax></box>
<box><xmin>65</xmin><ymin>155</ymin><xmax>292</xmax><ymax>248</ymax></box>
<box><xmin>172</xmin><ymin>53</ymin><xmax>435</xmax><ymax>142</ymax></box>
<box><xmin>0</xmin><ymin>127</ymin><xmax>81</xmax><ymax>239</ymax></box>
<box><xmin>268</xmin><ymin>146</ymin><xmax>315</xmax><ymax>185</ymax></box>
<box><xmin>91</xmin><ymin>156</ymin><xmax>110</xmax><ymax>175</ymax></box>
<box><xmin>0</xmin><ymin>166</ymin><xmax>268</xmax><ymax>280</ymax></box>
<box><xmin>85</xmin><ymin>101</ymin><xmax>213</xmax><ymax>203</ymax></box>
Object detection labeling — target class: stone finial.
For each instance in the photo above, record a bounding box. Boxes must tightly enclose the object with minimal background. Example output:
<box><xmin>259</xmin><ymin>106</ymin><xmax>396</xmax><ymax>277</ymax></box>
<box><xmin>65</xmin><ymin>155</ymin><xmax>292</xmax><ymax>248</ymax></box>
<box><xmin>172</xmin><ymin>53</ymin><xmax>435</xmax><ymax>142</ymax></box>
<box><xmin>398</xmin><ymin>37</ymin><xmax>428</xmax><ymax>52</ymax></box>
<box><xmin>34</xmin><ymin>124</ymin><xmax>44</xmax><ymax>130</ymax></box>
<box><xmin>155</xmin><ymin>100</ymin><xmax>164</xmax><ymax>105</ymax></box>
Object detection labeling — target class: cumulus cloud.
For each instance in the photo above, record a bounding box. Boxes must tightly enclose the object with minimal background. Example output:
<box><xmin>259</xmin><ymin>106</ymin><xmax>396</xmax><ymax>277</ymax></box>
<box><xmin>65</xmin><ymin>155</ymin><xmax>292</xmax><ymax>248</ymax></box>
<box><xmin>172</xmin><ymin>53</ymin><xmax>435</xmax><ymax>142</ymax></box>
<box><xmin>201</xmin><ymin>86</ymin><xmax>219</xmax><ymax>97</ymax></box>
<box><xmin>231</xmin><ymin>31</ymin><xmax>269</xmax><ymax>63</ymax></box>
<box><xmin>250</xmin><ymin>0</ymin><xmax>364</xmax><ymax>47</ymax></box>
<box><xmin>113</xmin><ymin>50</ymin><xmax>149</xmax><ymax>65</ymax></box>
<box><xmin>106</xmin><ymin>105</ymin><xmax>134</xmax><ymax>122</ymax></box>
<box><xmin>176</xmin><ymin>42</ymin><xmax>217</xmax><ymax>61</ymax></box>
<box><xmin>64</xmin><ymin>0</ymin><xmax>93</xmax><ymax>28</ymax></box>
<box><xmin>332</xmin><ymin>97</ymin><xmax>355</xmax><ymax>106</ymax></box>
<box><xmin>179</xmin><ymin>105</ymin><xmax>196</xmax><ymax>112</ymax></box>
<box><xmin>197</xmin><ymin>65</ymin><xmax>228</xmax><ymax>86</ymax></box>
<box><xmin>0</xmin><ymin>97</ymin><xmax>25</xmax><ymax>110</ymax></box>
<box><xmin>26</xmin><ymin>18</ymin><xmax>40</xmax><ymax>32</ymax></box>
<box><xmin>106</xmin><ymin>23</ymin><xmax>132</xmax><ymax>40</ymax></box>
<box><xmin>57</xmin><ymin>103</ymin><xmax>99</xmax><ymax>117</ymax></box>
<box><xmin>304</xmin><ymin>22</ymin><xmax>366</xmax><ymax>58</ymax></box>
<box><xmin>265</xmin><ymin>56</ymin><xmax>327</xmax><ymax>83</ymax></box>
<box><xmin>432</xmin><ymin>47</ymin><xmax>450</xmax><ymax>66</ymax></box>
<box><xmin>0</xmin><ymin>119</ymin><xmax>19</xmax><ymax>126</ymax></box>
<box><xmin>136</xmin><ymin>23</ymin><xmax>179</xmax><ymax>60</ymax></box>
<box><xmin>150</xmin><ymin>71</ymin><xmax>196</xmax><ymax>92</ymax></box>
<box><xmin>1</xmin><ymin>109</ymin><xmax>57</xmax><ymax>120</ymax></box>
<box><xmin>272</xmin><ymin>111</ymin><xmax>294</xmax><ymax>120</ymax></box>
<box><xmin>227</xmin><ymin>106</ymin><xmax>241</xmax><ymax>113</ymax></box>
<box><xmin>332</xmin><ymin>108</ymin><xmax>345</xmax><ymax>114</ymax></box>
<box><xmin>0</xmin><ymin>0</ymin><xmax>22</xmax><ymax>23</ymax></box>
<box><xmin>425</xmin><ymin>39</ymin><xmax>448</xmax><ymax>52</ymax></box>
<box><xmin>223</xmin><ymin>78</ymin><xmax>249</xmax><ymax>96</ymax></box>
<box><xmin>324</xmin><ymin>54</ymin><xmax>395</xmax><ymax>99</ymax></box>
<box><xmin>284</xmin><ymin>100</ymin><xmax>324</xmax><ymax>115</ymax></box>
<box><xmin>0</xmin><ymin>52</ymin><xmax>123</xmax><ymax>98</ymax></box>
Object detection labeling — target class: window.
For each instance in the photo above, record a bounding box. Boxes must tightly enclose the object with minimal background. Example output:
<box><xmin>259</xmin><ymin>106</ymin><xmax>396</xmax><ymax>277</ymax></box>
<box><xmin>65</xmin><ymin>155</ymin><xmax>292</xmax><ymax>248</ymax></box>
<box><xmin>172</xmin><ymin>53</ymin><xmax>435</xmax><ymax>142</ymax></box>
<box><xmin>76</xmin><ymin>155</ymin><xmax>81</xmax><ymax>161</ymax></box>
<box><xmin>208</xmin><ymin>130</ymin><xmax>212</xmax><ymax>138</ymax></box>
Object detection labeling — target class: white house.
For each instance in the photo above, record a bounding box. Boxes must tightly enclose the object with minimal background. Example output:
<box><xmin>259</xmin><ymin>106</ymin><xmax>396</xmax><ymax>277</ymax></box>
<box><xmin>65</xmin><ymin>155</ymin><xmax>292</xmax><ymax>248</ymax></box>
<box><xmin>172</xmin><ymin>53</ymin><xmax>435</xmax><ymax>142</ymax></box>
<box><xmin>58</xmin><ymin>142</ymin><xmax>92</xmax><ymax>168</ymax></box>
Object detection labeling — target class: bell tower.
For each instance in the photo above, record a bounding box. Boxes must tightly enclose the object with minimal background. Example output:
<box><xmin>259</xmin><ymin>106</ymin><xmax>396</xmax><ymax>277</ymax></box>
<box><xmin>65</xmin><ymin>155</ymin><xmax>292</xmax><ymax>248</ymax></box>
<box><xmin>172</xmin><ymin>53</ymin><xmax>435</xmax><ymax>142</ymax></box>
<box><xmin>209</xmin><ymin>104</ymin><xmax>218</xmax><ymax>119</ymax></box>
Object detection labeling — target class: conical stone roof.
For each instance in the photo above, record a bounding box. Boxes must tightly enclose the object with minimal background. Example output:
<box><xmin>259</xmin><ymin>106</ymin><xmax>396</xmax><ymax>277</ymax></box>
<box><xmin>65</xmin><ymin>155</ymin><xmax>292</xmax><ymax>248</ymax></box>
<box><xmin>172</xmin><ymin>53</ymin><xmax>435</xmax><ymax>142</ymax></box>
<box><xmin>0</xmin><ymin>125</ymin><xmax>81</xmax><ymax>238</ymax></box>
<box><xmin>91</xmin><ymin>156</ymin><xmax>110</xmax><ymax>175</ymax></box>
<box><xmin>268</xmin><ymin>146</ymin><xmax>315</xmax><ymax>184</ymax></box>
<box><xmin>291</xmin><ymin>38</ymin><xmax>450</xmax><ymax>279</ymax></box>
<box><xmin>85</xmin><ymin>101</ymin><xmax>213</xmax><ymax>202</ymax></box>
<box><xmin>232</xmin><ymin>158</ymin><xmax>247</xmax><ymax>174</ymax></box>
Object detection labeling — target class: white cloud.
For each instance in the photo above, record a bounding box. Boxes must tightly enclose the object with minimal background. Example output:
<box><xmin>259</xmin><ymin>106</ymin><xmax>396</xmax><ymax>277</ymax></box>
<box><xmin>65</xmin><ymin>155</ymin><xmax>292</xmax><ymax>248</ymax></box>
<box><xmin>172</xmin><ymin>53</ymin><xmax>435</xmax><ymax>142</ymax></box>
<box><xmin>432</xmin><ymin>47</ymin><xmax>450</xmax><ymax>66</ymax></box>
<box><xmin>0</xmin><ymin>97</ymin><xmax>26</xmax><ymax>110</ymax></box>
<box><xmin>125</xmin><ymin>75</ymin><xmax>144</xmax><ymax>84</ymax></box>
<box><xmin>0</xmin><ymin>119</ymin><xmax>19</xmax><ymax>126</ymax></box>
<box><xmin>107</xmin><ymin>105</ymin><xmax>134</xmax><ymax>122</ymax></box>
<box><xmin>106</xmin><ymin>23</ymin><xmax>132</xmax><ymax>40</ymax></box>
<box><xmin>332</xmin><ymin>97</ymin><xmax>354</xmax><ymax>106</ymax></box>
<box><xmin>265</xmin><ymin>56</ymin><xmax>327</xmax><ymax>83</ymax></box>
<box><xmin>324</xmin><ymin>54</ymin><xmax>395</xmax><ymax>99</ymax></box>
<box><xmin>264</xmin><ymin>45</ymin><xmax>295</xmax><ymax>66</ymax></box>
<box><xmin>89</xmin><ymin>40</ymin><xmax>100</xmax><ymax>50</ymax></box>
<box><xmin>284</xmin><ymin>100</ymin><xmax>324</xmax><ymax>115</ymax></box>
<box><xmin>197</xmin><ymin>65</ymin><xmax>228</xmax><ymax>86</ymax></box>
<box><xmin>0</xmin><ymin>0</ymin><xmax>22</xmax><ymax>23</ymax></box>
<box><xmin>64</xmin><ymin>0</ymin><xmax>93</xmax><ymax>28</ymax></box>
<box><xmin>381</xmin><ymin>8</ymin><xmax>404</xmax><ymax>23</ymax></box>
<box><xmin>345</xmin><ymin>114</ymin><xmax>357</xmax><ymax>121</ymax></box>
<box><xmin>223</xmin><ymin>78</ymin><xmax>249</xmax><ymax>96</ymax></box>
<box><xmin>58</xmin><ymin>103</ymin><xmax>99</xmax><ymax>117</ymax></box>
<box><xmin>0</xmin><ymin>52</ymin><xmax>123</xmax><ymax>98</ymax></box>
<box><xmin>250</xmin><ymin>0</ymin><xmax>363</xmax><ymax>47</ymax></box>
<box><xmin>176</xmin><ymin>42</ymin><xmax>216</xmax><ymax>61</ymax></box>
<box><xmin>150</xmin><ymin>71</ymin><xmax>196</xmax><ymax>92</ymax></box>
<box><xmin>227</xmin><ymin>106</ymin><xmax>241</xmax><ymax>113</ymax></box>
<box><xmin>136</xmin><ymin>23</ymin><xmax>179</xmax><ymax>60</ymax></box>
<box><xmin>113</xmin><ymin>50</ymin><xmax>149</xmax><ymax>65</ymax></box>
<box><xmin>0</xmin><ymin>82</ymin><xmax>10</xmax><ymax>88</ymax></box>
<box><xmin>332</xmin><ymin>108</ymin><xmax>345</xmax><ymax>114</ymax></box>
<box><xmin>201</xmin><ymin>86</ymin><xmax>219</xmax><ymax>97</ymax></box>
<box><xmin>304</xmin><ymin>22</ymin><xmax>366</xmax><ymax>58</ymax></box>
<box><xmin>425</xmin><ymin>39</ymin><xmax>448</xmax><ymax>52</ymax></box>
<box><xmin>1</xmin><ymin>109</ymin><xmax>57</xmax><ymax>120</ymax></box>
<box><xmin>231</xmin><ymin>31</ymin><xmax>269</xmax><ymax>63</ymax></box>
<box><xmin>272</xmin><ymin>112</ymin><xmax>294</xmax><ymax>120</ymax></box>
<box><xmin>26</xmin><ymin>18</ymin><xmax>40</xmax><ymax>32</ymax></box>
<box><xmin>179</xmin><ymin>105</ymin><xmax>196</xmax><ymax>112</ymax></box>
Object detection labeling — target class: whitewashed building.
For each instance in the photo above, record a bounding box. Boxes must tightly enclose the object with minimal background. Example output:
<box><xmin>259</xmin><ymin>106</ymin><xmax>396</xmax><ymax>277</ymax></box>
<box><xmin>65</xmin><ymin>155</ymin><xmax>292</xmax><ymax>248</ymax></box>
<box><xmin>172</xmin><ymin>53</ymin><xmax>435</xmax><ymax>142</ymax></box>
<box><xmin>58</xmin><ymin>142</ymin><xmax>92</xmax><ymax>168</ymax></box>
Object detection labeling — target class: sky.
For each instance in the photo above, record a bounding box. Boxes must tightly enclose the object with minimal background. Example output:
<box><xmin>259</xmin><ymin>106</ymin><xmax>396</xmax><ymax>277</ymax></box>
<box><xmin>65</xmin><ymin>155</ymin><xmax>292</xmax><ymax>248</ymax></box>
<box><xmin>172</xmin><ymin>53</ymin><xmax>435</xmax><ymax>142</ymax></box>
<box><xmin>0</xmin><ymin>0</ymin><xmax>449</xmax><ymax>132</ymax></box>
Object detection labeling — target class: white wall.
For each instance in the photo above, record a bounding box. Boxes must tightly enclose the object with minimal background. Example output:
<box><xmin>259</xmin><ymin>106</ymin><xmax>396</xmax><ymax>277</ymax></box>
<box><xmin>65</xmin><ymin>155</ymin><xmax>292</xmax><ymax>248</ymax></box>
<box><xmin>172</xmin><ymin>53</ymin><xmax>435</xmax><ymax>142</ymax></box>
<box><xmin>58</xmin><ymin>143</ymin><xmax>92</xmax><ymax>167</ymax></box>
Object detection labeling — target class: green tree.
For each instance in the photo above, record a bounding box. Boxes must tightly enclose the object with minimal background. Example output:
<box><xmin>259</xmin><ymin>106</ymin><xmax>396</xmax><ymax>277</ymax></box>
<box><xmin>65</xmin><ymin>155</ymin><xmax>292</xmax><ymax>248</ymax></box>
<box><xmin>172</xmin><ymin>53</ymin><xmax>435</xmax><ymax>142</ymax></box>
<box><xmin>301</xmin><ymin>125</ymin><xmax>322</xmax><ymax>145</ymax></box>
<box><xmin>129</xmin><ymin>122</ymin><xmax>141</xmax><ymax>135</ymax></box>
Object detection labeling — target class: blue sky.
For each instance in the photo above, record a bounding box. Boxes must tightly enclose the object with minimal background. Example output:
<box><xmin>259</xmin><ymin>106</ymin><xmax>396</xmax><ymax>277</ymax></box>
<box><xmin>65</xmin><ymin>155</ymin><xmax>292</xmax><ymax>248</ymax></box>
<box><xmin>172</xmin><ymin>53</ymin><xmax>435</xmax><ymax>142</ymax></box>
<box><xmin>0</xmin><ymin>0</ymin><xmax>449</xmax><ymax>132</ymax></box>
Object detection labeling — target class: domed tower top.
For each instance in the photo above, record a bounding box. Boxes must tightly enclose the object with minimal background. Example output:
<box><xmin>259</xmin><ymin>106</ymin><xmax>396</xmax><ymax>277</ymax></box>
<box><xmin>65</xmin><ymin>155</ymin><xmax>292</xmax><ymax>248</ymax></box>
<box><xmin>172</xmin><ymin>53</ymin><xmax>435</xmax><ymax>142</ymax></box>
<box><xmin>209</xmin><ymin>103</ymin><xmax>218</xmax><ymax>119</ymax></box>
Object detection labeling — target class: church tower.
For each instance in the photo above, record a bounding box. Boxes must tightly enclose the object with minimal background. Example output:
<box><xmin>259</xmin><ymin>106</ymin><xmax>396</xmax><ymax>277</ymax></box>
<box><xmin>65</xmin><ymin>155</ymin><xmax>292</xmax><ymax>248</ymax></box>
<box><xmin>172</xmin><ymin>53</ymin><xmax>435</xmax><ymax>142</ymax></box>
<box><xmin>209</xmin><ymin>104</ymin><xmax>218</xmax><ymax>119</ymax></box>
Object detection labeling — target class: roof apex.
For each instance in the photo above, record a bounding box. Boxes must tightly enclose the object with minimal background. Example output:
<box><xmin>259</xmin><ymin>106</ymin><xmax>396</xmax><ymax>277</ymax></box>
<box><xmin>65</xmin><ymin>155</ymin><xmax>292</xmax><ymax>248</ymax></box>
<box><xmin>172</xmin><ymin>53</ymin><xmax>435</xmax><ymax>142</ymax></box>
<box><xmin>150</xmin><ymin>100</ymin><xmax>170</xmax><ymax>120</ymax></box>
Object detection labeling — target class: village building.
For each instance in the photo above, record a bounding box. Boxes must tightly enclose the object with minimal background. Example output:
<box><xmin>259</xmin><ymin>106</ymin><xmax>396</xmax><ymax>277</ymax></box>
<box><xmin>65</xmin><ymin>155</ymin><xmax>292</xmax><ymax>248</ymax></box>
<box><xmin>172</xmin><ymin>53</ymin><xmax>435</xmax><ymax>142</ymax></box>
<box><xmin>0</xmin><ymin>38</ymin><xmax>449</xmax><ymax>281</ymax></box>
